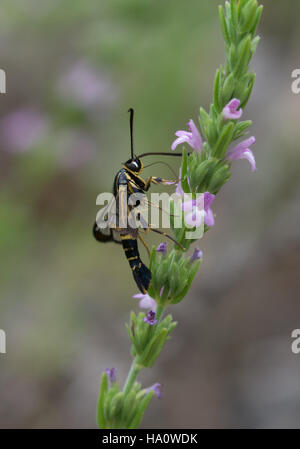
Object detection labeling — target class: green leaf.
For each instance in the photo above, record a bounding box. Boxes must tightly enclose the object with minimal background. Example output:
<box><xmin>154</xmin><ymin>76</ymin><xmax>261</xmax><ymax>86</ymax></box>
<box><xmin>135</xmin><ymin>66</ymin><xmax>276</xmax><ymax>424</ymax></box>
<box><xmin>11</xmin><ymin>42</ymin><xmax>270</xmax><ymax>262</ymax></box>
<box><xmin>212</xmin><ymin>122</ymin><xmax>234</xmax><ymax>159</ymax></box>
<box><xmin>110</xmin><ymin>392</ymin><xmax>124</xmax><ymax>427</ymax></box>
<box><xmin>232</xmin><ymin>120</ymin><xmax>252</xmax><ymax>140</ymax></box>
<box><xmin>208</xmin><ymin>165</ymin><xmax>231</xmax><ymax>194</ymax></box>
<box><xmin>218</xmin><ymin>5</ymin><xmax>230</xmax><ymax>46</ymax></box>
<box><xmin>251</xmin><ymin>36</ymin><xmax>260</xmax><ymax>54</ymax></box>
<box><xmin>249</xmin><ymin>5</ymin><xmax>263</xmax><ymax>36</ymax></box>
<box><xmin>128</xmin><ymin>392</ymin><xmax>154</xmax><ymax>429</ymax></box>
<box><xmin>240</xmin><ymin>0</ymin><xmax>258</xmax><ymax>33</ymax></box>
<box><xmin>121</xmin><ymin>390</ymin><xmax>136</xmax><ymax>426</ymax></box>
<box><xmin>233</xmin><ymin>36</ymin><xmax>252</xmax><ymax>78</ymax></box>
<box><xmin>171</xmin><ymin>260</ymin><xmax>201</xmax><ymax>304</ymax></box>
<box><xmin>213</xmin><ymin>69</ymin><xmax>221</xmax><ymax>112</ymax></box>
<box><xmin>230</xmin><ymin>0</ymin><xmax>238</xmax><ymax>37</ymax></box>
<box><xmin>221</xmin><ymin>72</ymin><xmax>236</xmax><ymax>107</ymax></box>
<box><xmin>97</xmin><ymin>372</ymin><xmax>108</xmax><ymax>429</ymax></box>
<box><xmin>144</xmin><ymin>329</ymin><xmax>169</xmax><ymax>367</ymax></box>
<box><xmin>240</xmin><ymin>72</ymin><xmax>256</xmax><ymax>109</ymax></box>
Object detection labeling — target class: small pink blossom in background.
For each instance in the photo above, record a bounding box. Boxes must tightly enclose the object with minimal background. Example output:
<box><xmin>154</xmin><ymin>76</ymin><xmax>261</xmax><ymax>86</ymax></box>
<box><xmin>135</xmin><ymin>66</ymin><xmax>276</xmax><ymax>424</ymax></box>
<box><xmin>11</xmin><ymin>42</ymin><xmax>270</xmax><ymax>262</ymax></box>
<box><xmin>171</xmin><ymin>119</ymin><xmax>203</xmax><ymax>152</ymax></box>
<box><xmin>56</xmin><ymin>130</ymin><xmax>96</xmax><ymax>170</ymax></box>
<box><xmin>222</xmin><ymin>98</ymin><xmax>243</xmax><ymax>120</ymax></box>
<box><xmin>0</xmin><ymin>107</ymin><xmax>49</xmax><ymax>153</ymax></box>
<box><xmin>57</xmin><ymin>61</ymin><xmax>116</xmax><ymax>110</ymax></box>
<box><xmin>226</xmin><ymin>136</ymin><xmax>256</xmax><ymax>172</ymax></box>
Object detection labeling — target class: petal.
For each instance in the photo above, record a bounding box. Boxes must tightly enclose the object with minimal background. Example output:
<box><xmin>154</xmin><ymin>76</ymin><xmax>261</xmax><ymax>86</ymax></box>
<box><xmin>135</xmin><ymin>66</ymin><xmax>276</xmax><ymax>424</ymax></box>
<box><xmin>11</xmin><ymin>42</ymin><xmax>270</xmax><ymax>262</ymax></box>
<box><xmin>133</xmin><ymin>293</ymin><xmax>144</xmax><ymax>300</ymax></box>
<box><xmin>184</xmin><ymin>209</ymin><xmax>203</xmax><ymax>227</ymax></box>
<box><xmin>222</xmin><ymin>98</ymin><xmax>243</xmax><ymax>120</ymax></box>
<box><xmin>176</xmin><ymin>181</ymin><xmax>184</xmax><ymax>196</ymax></box>
<box><xmin>204</xmin><ymin>192</ymin><xmax>215</xmax><ymax>210</ymax></box>
<box><xmin>187</xmin><ymin>119</ymin><xmax>203</xmax><ymax>151</ymax></box>
<box><xmin>204</xmin><ymin>208</ymin><xmax>215</xmax><ymax>227</ymax></box>
<box><xmin>181</xmin><ymin>199</ymin><xmax>196</xmax><ymax>212</ymax></box>
<box><xmin>238</xmin><ymin>149</ymin><xmax>257</xmax><ymax>172</ymax></box>
<box><xmin>175</xmin><ymin>130</ymin><xmax>192</xmax><ymax>137</ymax></box>
<box><xmin>139</xmin><ymin>296</ymin><xmax>157</xmax><ymax>311</ymax></box>
<box><xmin>171</xmin><ymin>135</ymin><xmax>189</xmax><ymax>151</ymax></box>
<box><xmin>175</xmin><ymin>168</ymin><xmax>185</xmax><ymax>196</ymax></box>
<box><xmin>226</xmin><ymin>136</ymin><xmax>256</xmax><ymax>172</ymax></box>
<box><xmin>228</xmin><ymin>136</ymin><xmax>256</xmax><ymax>157</ymax></box>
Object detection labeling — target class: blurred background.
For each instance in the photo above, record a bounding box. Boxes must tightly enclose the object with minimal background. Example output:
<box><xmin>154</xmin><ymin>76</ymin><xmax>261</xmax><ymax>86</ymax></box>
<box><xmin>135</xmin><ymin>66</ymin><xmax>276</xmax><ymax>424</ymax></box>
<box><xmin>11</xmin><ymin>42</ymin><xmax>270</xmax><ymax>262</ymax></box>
<box><xmin>0</xmin><ymin>0</ymin><xmax>300</xmax><ymax>428</ymax></box>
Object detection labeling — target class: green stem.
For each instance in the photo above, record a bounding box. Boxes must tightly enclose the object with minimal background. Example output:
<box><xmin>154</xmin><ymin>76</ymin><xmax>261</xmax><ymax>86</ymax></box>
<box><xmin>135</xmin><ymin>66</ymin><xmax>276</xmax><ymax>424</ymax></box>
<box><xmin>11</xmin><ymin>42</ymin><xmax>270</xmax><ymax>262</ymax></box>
<box><xmin>155</xmin><ymin>303</ymin><xmax>165</xmax><ymax>321</ymax></box>
<box><xmin>123</xmin><ymin>361</ymin><xmax>142</xmax><ymax>396</ymax></box>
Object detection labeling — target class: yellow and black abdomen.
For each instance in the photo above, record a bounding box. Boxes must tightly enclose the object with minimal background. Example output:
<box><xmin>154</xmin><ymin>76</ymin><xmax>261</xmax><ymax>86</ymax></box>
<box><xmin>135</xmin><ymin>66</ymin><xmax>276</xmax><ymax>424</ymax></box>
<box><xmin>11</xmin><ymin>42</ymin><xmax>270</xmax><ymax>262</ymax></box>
<box><xmin>120</xmin><ymin>235</ymin><xmax>151</xmax><ymax>294</ymax></box>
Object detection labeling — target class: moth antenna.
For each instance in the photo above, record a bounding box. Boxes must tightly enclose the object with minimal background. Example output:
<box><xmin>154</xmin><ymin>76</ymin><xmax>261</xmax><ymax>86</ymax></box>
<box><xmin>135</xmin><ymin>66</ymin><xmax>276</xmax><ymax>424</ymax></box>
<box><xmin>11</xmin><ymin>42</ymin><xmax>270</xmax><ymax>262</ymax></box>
<box><xmin>128</xmin><ymin>108</ymin><xmax>135</xmax><ymax>159</ymax></box>
<box><xmin>138</xmin><ymin>151</ymin><xmax>190</xmax><ymax>158</ymax></box>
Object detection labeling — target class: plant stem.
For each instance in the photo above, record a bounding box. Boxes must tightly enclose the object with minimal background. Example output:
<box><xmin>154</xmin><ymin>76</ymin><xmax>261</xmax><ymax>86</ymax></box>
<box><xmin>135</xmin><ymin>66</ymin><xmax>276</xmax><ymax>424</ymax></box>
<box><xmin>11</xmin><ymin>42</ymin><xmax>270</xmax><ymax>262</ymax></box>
<box><xmin>155</xmin><ymin>303</ymin><xmax>165</xmax><ymax>321</ymax></box>
<box><xmin>123</xmin><ymin>361</ymin><xmax>142</xmax><ymax>396</ymax></box>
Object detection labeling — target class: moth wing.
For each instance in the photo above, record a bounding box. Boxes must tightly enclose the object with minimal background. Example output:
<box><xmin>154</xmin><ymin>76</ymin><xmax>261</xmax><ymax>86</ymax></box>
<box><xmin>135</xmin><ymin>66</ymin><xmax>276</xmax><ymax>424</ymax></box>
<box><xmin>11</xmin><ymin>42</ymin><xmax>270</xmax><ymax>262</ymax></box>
<box><xmin>93</xmin><ymin>222</ymin><xmax>122</xmax><ymax>244</ymax></box>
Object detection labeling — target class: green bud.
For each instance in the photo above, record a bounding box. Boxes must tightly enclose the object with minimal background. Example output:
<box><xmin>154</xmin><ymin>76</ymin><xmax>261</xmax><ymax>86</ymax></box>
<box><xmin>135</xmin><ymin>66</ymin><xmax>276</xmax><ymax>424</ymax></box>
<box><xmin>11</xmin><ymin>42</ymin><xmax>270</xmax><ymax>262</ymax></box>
<box><xmin>133</xmin><ymin>314</ymin><xmax>176</xmax><ymax>367</ymax></box>
<box><xmin>128</xmin><ymin>392</ymin><xmax>154</xmax><ymax>429</ymax></box>
<box><xmin>240</xmin><ymin>72</ymin><xmax>256</xmax><ymax>109</ymax></box>
<box><xmin>207</xmin><ymin>164</ymin><xmax>231</xmax><ymax>194</ymax></box>
<box><xmin>211</xmin><ymin>122</ymin><xmax>234</xmax><ymax>159</ymax></box>
<box><xmin>121</xmin><ymin>390</ymin><xmax>136</xmax><ymax>426</ymax></box>
<box><xmin>213</xmin><ymin>69</ymin><xmax>221</xmax><ymax>112</ymax></box>
<box><xmin>221</xmin><ymin>72</ymin><xmax>236</xmax><ymax>106</ymax></box>
<box><xmin>240</xmin><ymin>0</ymin><xmax>258</xmax><ymax>33</ymax></box>
<box><xmin>233</xmin><ymin>36</ymin><xmax>252</xmax><ymax>78</ymax></box>
<box><xmin>218</xmin><ymin>6</ymin><xmax>230</xmax><ymax>46</ymax></box>
<box><xmin>109</xmin><ymin>392</ymin><xmax>124</xmax><ymax>425</ymax></box>
<box><xmin>251</xmin><ymin>36</ymin><xmax>260</xmax><ymax>54</ymax></box>
<box><xmin>232</xmin><ymin>120</ymin><xmax>252</xmax><ymax>140</ymax></box>
<box><xmin>228</xmin><ymin>44</ymin><xmax>237</xmax><ymax>72</ymax></box>
<box><xmin>97</xmin><ymin>372</ymin><xmax>108</xmax><ymax>429</ymax></box>
<box><xmin>171</xmin><ymin>260</ymin><xmax>201</xmax><ymax>304</ymax></box>
<box><xmin>249</xmin><ymin>5</ymin><xmax>263</xmax><ymax>37</ymax></box>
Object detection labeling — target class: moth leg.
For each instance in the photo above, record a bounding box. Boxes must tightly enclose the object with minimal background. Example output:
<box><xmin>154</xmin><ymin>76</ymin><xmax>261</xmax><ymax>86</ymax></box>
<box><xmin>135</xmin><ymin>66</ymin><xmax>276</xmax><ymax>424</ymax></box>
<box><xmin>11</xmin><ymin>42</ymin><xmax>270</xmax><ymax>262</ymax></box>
<box><xmin>143</xmin><ymin>176</ymin><xmax>177</xmax><ymax>191</ymax></box>
<box><xmin>148</xmin><ymin>227</ymin><xmax>186</xmax><ymax>251</ymax></box>
<box><xmin>143</xmin><ymin>198</ymin><xmax>177</xmax><ymax>218</ymax></box>
<box><xmin>138</xmin><ymin>234</ymin><xmax>151</xmax><ymax>258</ymax></box>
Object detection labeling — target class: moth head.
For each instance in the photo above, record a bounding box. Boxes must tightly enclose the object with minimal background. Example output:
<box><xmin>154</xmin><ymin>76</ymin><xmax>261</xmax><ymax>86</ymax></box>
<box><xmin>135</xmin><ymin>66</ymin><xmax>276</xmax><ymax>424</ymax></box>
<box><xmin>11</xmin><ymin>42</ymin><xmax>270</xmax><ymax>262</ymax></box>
<box><xmin>124</xmin><ymin>157</ymin><xmax>143</xmax><ymax>174</ymax></box>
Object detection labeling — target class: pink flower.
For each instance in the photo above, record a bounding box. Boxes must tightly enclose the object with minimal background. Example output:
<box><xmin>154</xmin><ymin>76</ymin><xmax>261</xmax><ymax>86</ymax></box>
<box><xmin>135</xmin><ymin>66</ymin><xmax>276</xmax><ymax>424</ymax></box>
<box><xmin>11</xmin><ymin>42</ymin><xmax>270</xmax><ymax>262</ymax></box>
<box><xmin>190</xmin><ymin>247</ymin><xmax>203</xmax><ymax>263</ymax></box>
<box><xmin>226</xmin><ymin>136</ymin><xmax>256</xmax><ymax>172</ymax></box>
<box><xmin>143</xmin><ymin>310</ymin><xmax>158</xmax><ymax>326</ymax></box>
<box><xmin>182</xmin><ymin>192</ymin><xmax>215</xmax><ymax>227</ymax></box>
<box><xmin>1</xmin><ymin>107</ymin><xmax>48</xmax><ymax>153</ymax></box>
<box><xmin>171</xmin><ymin>119</ymin><xmax>203</xmax><ymax>152</ymax></box>
<box><xmin>156</xmin><ymin>242</ymin><xmax>167</xmax><ymax>255</ymax></box>
<box><xmin>146</xmin><ymin>383</ymin><xmax>162</xmax><ymax>399</ymax></box>
<box><xmin>133</xmin><ymin>293</ymin><xmax>157</xmax><ymax>312</ymax></box>
<box><xmin>56</xmin><ymin>130</ymin><xmax>96</xmax><ymax>170</ymax></box>
<box><xmin>222</xmin><ymin>98</ymin><xmax>243</xmax><ymax>120</ymax></box>
<box><xmin>57</xmin><ymin>61</ymin><xmax>115</xmax><ymax>110</ymax></box>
